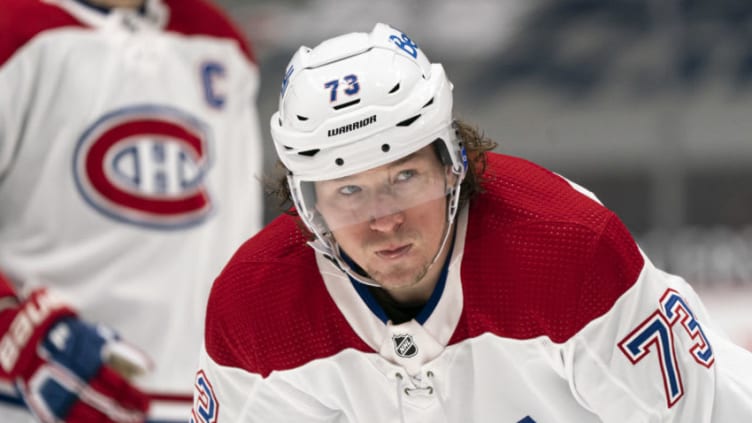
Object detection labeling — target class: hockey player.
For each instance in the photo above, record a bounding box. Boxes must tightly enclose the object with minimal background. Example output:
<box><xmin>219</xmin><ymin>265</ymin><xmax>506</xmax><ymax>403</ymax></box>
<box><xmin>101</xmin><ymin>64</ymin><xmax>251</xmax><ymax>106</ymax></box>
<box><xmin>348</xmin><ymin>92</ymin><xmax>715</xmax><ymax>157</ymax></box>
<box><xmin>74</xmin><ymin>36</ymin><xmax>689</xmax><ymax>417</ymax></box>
<box><xmin>193</xmin><ymin>23</ymin><xmax>752</xmax><ymax>422</ymax></box>
<box><xmin>0</xmin><ymin>0</ymin><xmax>263</xmax><ymax>422</ymax></box>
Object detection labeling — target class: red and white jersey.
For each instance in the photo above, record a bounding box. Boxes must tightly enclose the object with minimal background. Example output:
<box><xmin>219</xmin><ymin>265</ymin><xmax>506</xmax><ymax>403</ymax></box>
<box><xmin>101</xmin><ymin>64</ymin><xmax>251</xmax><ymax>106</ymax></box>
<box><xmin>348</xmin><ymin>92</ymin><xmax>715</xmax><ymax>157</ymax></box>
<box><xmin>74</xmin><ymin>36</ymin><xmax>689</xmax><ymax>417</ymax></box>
<box><xmin>0</xmin><ymin>0</ymin><xmax>263</xmax><ymax>421</ymax></box>
<box><xmin>195</xmin><ymin>153</ymin><xmax>752</xmax><ymax>422</ymax></box>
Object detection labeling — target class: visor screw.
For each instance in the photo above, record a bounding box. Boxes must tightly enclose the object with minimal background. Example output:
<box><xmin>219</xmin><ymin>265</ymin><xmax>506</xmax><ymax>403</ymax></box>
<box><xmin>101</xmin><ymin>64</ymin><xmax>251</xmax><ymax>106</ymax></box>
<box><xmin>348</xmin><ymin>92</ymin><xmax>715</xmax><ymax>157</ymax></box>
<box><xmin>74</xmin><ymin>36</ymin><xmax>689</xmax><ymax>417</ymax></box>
<box><xmin>335</xmin><ymin>158</ymin><xmax>344</xmax><ymax>166</ymax></box>
<box><xmin>381</xmin><ymin>143</ymin><xmax>391</xmax><ymax>152</ymax></box>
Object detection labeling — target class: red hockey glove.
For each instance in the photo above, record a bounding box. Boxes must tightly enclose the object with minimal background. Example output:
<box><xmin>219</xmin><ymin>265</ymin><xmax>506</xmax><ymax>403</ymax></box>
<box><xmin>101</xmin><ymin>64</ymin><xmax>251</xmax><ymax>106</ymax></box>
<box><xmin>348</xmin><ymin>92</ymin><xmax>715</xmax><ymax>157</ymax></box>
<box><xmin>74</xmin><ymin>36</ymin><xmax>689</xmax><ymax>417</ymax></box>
<box><xmin>0</xmin><ymin>288</ymin><xmax>152</xmax><ymax>422</ymax></box>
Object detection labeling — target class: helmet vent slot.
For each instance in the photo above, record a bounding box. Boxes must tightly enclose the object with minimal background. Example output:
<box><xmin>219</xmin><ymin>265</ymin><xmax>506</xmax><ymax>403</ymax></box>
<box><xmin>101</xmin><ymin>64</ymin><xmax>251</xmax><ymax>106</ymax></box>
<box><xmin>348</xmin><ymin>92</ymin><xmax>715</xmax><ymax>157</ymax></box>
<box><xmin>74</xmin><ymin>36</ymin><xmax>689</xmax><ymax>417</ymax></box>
<box><xmin>422</xmin><ymin>98</ymin><xmax>434</xmax><ymax>108</ymax></box>
<box><xmin>396</xmin><ymin>115</ymin><xmax>421</xmax><ymax>127</ymax></box>
<box><xmin>298</xmin><ymin>149</ymin><xmax>320</xmax><ymax>157</ymax></box>
<box><xmin>333</xmin><ymin>99</ymin><xmax>361</xmax><ymax>110</ymax></box>
<box><xmin>297</xmin><ymin>115</ymin><xmax>309</xmax><ymax>121</ymax></box>
<box><xmin>389</xmin><ymin>83</ymin><xmax>400</xmax><ymax>94</ymax></box>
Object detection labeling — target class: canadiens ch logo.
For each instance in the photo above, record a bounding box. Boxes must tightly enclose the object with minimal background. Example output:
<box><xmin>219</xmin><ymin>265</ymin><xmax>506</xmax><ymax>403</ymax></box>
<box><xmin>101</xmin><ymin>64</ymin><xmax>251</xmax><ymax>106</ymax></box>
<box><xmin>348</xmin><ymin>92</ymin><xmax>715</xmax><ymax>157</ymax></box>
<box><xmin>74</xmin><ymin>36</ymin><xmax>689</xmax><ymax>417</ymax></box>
<box><xmin>392</xmin><ymin>334</ymin><xmax>418</xmax><ymax>358</ymax></box>
<box><xmin>73</xmin><ymin>105</ymin><xmax>213</xmax><ymax>229</ymax></box>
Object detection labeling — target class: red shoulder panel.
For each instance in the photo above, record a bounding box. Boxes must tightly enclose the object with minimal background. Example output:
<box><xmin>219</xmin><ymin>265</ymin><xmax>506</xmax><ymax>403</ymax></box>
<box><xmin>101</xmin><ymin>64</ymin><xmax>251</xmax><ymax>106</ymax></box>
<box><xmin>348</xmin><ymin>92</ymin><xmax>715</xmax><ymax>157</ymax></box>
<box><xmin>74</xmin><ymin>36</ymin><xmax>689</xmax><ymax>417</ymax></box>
<box><xmin>452</xmin><ymin>153</ymin><xmax>644</xmax><ymax>344</ymax></box>
<box><xmin>0</xmin><ymin>1</ymin><xmax>256</xmax><ymax>68</ymax></box>
<box><xmin>0</xmin><ymin>0</ymin><xmax>84</xmax><ymax>67</ymax></box>
<box><xmin>204</xmin><ymin>214</ymin><xmax>370</xmax><ymax>377</ymax></box>
<box><xmin>164</xmin><ymin>0</ymin><xmax>256</xmax><ymax>65</ymax></box>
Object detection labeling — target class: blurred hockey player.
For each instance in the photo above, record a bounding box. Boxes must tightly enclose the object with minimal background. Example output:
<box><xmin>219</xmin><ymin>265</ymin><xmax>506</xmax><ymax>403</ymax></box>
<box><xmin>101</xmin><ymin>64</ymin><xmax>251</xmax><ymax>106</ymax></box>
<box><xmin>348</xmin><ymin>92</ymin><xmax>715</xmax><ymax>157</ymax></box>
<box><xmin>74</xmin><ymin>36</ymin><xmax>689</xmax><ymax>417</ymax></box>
<box><xmin>193</xmin><ymin>23</ymin><xmax>752</xmax><ymax>422</ymax></box>
<box><xmin>0</xmin><ymin>0</ymin><xmax>264</xmax><ymax>422</ymax></box>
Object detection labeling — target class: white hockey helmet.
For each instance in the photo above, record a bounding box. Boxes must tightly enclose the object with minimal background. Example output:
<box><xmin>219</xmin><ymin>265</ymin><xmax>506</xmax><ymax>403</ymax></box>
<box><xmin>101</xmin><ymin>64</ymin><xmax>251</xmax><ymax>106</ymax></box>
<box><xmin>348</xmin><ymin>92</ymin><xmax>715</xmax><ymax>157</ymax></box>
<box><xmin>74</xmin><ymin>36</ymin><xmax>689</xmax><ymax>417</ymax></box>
<box><xmin>270</xmin><ymin>23</ymin><xmax>467</xmax><ymax>284</ymax></box>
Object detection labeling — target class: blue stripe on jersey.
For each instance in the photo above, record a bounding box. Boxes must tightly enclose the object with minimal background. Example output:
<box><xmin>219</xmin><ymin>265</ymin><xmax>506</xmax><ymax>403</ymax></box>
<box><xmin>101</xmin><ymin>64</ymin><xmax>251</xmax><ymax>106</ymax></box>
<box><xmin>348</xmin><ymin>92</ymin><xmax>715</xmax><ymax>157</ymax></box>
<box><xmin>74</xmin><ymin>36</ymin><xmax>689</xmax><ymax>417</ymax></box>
<box><xmin>0</xmin><ymin>391</ymin><xmax>25</xmax><ymax>407</ymax></box>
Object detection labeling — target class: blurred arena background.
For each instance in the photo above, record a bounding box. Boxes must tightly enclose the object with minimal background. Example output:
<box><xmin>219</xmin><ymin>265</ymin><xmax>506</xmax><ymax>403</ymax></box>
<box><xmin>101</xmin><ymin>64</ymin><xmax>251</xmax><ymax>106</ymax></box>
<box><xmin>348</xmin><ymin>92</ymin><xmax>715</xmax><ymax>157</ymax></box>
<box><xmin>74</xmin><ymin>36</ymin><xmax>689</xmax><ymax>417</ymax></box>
<box><xmin>217</xmin><ymin>0</ymin><xmax>752</xmax><ymax>350</ymax></box>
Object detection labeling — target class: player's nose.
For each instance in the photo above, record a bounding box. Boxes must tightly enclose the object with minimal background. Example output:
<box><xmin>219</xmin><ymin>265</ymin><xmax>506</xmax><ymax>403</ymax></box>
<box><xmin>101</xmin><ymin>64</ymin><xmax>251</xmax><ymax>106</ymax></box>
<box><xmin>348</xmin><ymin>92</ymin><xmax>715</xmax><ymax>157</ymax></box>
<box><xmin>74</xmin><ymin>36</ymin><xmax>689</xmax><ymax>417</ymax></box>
<box><xmin>368</xmin><ymin>209</ymin><xmax>405</xmax><ymax>233</ymax></box>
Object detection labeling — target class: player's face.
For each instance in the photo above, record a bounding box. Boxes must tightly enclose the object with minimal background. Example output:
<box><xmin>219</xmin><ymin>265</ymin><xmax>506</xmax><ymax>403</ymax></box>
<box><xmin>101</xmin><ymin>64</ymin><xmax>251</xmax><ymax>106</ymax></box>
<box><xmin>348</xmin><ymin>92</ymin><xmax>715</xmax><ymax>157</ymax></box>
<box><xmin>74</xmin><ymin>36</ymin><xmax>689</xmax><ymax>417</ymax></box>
<box><xmin>315</xmin><ymin>145</ymin><xmax>452</xmax><ymax>297</ymax></box>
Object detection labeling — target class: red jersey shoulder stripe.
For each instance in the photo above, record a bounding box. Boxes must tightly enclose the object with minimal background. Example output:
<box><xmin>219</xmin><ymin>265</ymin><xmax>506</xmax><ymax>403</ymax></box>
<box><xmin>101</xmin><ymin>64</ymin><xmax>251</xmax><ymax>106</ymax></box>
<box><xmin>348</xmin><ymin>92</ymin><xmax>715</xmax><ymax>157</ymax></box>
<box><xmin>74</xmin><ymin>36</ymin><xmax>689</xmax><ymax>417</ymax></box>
<box><xmin>0</xmin><ymin>0</ymin><xmax>83</xmax><ymax>67</ymax></box>
<box><xmin>164</xmin><ymin>0</ymin><xmax>256</xmax><ymax>65</ymax></box>
<box><xmin>0</xmin><ymin>0</ymin><xmax>256</xmax><ymax>68</ymax></box>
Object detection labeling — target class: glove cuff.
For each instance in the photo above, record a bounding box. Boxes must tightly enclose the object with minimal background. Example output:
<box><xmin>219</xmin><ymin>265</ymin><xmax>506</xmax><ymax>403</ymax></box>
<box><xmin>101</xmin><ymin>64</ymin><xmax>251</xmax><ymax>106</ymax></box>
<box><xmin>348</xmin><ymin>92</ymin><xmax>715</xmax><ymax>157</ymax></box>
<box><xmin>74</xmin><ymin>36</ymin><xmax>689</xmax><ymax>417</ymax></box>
<box><xmin>0</xmin><ymin>288</ymin><xmax>77</xmax><ymax>378</ymax></box>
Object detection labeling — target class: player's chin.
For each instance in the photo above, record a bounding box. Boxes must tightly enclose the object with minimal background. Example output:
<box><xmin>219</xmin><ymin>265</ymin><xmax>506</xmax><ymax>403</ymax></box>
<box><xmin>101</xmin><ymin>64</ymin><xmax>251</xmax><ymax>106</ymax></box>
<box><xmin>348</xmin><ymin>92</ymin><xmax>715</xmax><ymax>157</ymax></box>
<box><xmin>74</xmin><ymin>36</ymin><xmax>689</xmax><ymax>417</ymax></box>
<box><xmin>371</xmin><ymin>266</ymin><xmax>425</xmax><ymax>289</ymax></box>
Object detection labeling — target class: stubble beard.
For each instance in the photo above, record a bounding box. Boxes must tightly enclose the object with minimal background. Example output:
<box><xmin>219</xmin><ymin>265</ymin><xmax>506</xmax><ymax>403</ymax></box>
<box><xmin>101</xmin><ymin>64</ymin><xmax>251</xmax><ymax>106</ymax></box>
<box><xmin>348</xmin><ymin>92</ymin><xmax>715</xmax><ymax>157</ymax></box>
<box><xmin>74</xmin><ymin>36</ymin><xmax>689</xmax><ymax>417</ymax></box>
<box><xmin>366</xmin><ymin>256</ymin><xmax>431</xmax><ymax>290</ymax></box>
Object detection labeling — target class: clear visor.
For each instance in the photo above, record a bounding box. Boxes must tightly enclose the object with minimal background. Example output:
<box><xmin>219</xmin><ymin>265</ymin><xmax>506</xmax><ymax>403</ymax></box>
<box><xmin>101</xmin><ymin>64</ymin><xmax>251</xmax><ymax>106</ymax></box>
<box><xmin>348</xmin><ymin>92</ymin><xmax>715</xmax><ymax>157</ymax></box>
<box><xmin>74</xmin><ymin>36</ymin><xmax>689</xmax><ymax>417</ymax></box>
<box><xmin>296</xmin><ymin>147</ymin><xmax>454</xmax><ymax>233</ymax></box>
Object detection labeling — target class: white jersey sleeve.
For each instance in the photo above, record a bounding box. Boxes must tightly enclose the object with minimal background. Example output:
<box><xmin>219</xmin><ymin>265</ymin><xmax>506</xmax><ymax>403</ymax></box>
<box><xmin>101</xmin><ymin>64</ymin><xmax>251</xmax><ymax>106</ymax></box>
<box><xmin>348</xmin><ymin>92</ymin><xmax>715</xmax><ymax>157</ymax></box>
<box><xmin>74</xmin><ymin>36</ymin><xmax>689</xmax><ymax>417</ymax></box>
<box><xmin>195</xmin><ymin>346</ymin><xmax>352</xmax><ymax>423</ymax></box>
<box><xmin>565</xmin><ymin>255</ymin><xmax>752</xmax><ymax>421</ymax></box>
<box><xmin>193</xmin><ymin>345</ymin><xmax>262</xmax><ymax>423</ymax></box>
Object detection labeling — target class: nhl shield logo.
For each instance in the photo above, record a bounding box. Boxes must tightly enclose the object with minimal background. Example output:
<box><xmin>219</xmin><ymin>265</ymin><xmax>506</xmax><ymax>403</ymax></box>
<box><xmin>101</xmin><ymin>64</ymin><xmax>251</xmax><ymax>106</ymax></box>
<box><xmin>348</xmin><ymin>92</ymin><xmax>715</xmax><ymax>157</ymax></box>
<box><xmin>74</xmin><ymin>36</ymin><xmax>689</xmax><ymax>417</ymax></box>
<box><xmin>392</xmin><ymin>334</ymin><xmax>418</xmax><ymax>358</ymax></box>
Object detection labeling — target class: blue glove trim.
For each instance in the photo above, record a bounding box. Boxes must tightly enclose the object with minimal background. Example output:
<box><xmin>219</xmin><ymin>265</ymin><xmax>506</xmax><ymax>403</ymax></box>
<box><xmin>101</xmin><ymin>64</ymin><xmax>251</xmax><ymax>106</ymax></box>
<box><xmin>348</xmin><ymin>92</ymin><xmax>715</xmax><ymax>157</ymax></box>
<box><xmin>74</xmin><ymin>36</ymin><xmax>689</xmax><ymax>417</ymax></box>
<box><xmin>41</xmin><ymin>318</ymin><xmax>107</xmax><ymax>382</ymax></box>
<box><xmin>38</xmin><ymin>377</ymin><xmax>77</xmax><ymax>419</ymax></box>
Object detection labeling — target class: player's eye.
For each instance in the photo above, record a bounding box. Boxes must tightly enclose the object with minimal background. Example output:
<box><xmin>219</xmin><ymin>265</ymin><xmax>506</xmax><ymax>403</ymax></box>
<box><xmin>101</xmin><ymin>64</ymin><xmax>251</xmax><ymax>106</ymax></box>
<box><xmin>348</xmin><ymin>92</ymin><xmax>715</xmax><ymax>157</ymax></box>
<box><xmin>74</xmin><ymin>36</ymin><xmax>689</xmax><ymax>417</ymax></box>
<box><xmin>338</xmin><ymin>185</ymin><xmax>362</xmax><ymax>196</ymax></box>
<box><xmin>394</xmin><ymin>169</ymin><xmax>416</xmax><ymax>183</ymax></box>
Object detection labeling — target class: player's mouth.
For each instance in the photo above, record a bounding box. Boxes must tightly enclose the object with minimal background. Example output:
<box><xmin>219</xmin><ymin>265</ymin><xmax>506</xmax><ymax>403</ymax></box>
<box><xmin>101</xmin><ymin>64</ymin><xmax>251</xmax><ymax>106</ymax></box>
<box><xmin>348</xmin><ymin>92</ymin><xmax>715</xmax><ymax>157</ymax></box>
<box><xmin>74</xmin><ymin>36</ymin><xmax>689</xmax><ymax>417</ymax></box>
<box><xmin>375</xmin><ymin>244</ymin><xmax>412</xmax><ymax>260</ymax></box>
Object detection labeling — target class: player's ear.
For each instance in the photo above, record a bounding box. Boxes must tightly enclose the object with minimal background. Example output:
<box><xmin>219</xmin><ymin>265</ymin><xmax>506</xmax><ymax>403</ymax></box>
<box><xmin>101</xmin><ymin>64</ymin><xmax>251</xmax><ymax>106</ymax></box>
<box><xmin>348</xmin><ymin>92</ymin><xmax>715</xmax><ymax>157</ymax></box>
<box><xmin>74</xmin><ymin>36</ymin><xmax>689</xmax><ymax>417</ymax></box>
<box><xmin>445</xmin><ymin>165</ymin><xmax>459</xmax><ymax>190</ymax></box>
